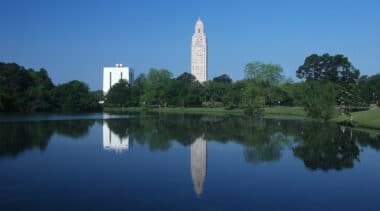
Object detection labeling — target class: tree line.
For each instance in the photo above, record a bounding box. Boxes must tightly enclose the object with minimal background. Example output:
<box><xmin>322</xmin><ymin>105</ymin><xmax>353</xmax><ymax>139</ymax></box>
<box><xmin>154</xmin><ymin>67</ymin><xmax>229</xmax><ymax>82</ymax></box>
<box><xmin>105</xmin><ymin>53</ymin><xmax>379</xmax><ymax>121</ymax></box>
<box><xmin>1</xmin><ymin>53</ymin><xmax>378</xmax><ymax>118</ymax></box>
<box><xmin>0</xmin><ymin>62</ymin><xmax>102</xmax><ymax>112</ymax></box>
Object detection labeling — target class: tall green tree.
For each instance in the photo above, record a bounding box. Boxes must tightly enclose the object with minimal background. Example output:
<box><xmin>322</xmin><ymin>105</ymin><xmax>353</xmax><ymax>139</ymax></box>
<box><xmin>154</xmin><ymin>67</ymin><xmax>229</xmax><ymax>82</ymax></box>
<box><xmin>105</xmin><ymin>79</ymin><xmax>131</xmax><ymax>107</ymax></box>
<box><xmin>244</xmin><ymin>61</ymin><xmax>285</xmax><ymax>85</ymax></box>
<box><xmin>130</xmin><ymin>73</ymin><xmax>147</xmax><ymax>106</ymax></box>
<box><xmin>296</xmin><ymin>54</ymin><xmax>360</xmax><ymax>85</ymax></box>
<box><xmin>302</xmin><ymin>81</ymin><xmax>337</xmax><ymax>122</ymax></box>
<box><xmin>0</xmin><ymin>63</ymin><xmax>34</xmax><ymax>111</ymax></box>
<box><xmin>51</xmin><ymin>80</ymin><xmax>100</xmax><ymax>112</ymax></box>
<box><xmin>26</xmin><ymin>68</ymin><xmax>55</xmax><ymax>111</ymax></box>
<box><xmin>358</xmin><ymin>74</ymin><xmax>380</xmax><ymax>105</ymax></box>
<box><xmin>143</xmin><ymin>68</ymin><xmax>173</xmax><ymax>107</ymax></box>
<box><xmin>223</xmin><ymin>80</ymin><xmax>246</xmax><ymax>107</ymax></box>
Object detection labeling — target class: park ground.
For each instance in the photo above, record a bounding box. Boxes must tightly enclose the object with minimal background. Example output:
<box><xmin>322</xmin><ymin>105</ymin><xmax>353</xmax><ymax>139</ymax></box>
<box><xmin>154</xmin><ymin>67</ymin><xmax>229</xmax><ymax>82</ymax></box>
<box><xmin>104</xmin><ymin>106</ymin><xmax>380</xmax><ymax>130</ymax></box>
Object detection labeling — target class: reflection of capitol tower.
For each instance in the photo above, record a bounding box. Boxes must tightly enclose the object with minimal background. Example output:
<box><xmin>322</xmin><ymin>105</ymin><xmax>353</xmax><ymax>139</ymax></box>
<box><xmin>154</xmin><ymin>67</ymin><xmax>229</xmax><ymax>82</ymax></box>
<box><xmin>191</xmin><ymin>136</ymin><xmax>207</xmax><ymax>197</ymax></box>
<box><xmin>102</xmin><ymin>123</ymin><xmax>129</xmax><ymax>153</ymax></box>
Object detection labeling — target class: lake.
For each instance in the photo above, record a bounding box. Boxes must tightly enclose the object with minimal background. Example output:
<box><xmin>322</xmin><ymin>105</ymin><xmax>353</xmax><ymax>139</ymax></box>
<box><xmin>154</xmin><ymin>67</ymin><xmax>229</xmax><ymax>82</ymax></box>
<box><xmin>1</xmin><ymin>113</ymin><xmax>380</xmax><ymax>211</ymax></box>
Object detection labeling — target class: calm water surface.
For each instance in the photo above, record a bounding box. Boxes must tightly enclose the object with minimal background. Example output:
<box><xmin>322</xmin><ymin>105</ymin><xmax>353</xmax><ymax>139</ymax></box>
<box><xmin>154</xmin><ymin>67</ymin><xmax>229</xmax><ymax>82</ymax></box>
<box><xmin>1</xmin><ymin>113</ymin><xmax>380</xmax><ymax>211</ymax></box>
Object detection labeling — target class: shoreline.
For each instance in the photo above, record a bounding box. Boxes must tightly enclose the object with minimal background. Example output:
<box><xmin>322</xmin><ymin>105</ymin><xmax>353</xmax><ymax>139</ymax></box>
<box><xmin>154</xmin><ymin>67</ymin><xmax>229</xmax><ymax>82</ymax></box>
<box><xmin>103</xmin><ymin>106</ymin><xmax>380</xmax><ymax>131</ymax></box>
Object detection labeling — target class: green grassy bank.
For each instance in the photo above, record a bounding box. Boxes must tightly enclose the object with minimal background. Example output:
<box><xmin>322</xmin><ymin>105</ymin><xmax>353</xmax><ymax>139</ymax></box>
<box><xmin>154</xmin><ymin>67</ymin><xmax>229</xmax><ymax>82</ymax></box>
<box><xmin>104</xmin><ymin>106</ymin><xmax>307</xmax><ymax>119</ymax></box>
<box><xmin>333</xmin><ymin>108</ymin><xmax>380</xmax><ymax>130</ymax></box>
<box><xmin>104</xmin><ymin>106</ymin><xmax>245</xmax><ymax>116</ymax></box>
<box><xmin>104</xmin><ymin>106</ymin><xmax>380</xmax><ymax>130</ymax></box>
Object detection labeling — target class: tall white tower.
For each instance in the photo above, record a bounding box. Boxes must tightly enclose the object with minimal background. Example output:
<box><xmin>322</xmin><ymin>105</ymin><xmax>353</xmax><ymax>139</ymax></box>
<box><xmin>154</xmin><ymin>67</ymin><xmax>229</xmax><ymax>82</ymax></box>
<box><xmin>191</xmin><ymin>17</ymin><xmax>207</xmax><ymax>82</ymax></box>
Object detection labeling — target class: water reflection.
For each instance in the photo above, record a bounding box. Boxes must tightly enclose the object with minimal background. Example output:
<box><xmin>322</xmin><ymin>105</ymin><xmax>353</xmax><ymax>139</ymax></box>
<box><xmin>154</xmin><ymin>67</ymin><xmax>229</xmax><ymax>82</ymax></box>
<box><xmin>101</xmin><ymin>114</ymin><xmax>380</xmax><ymax>172</ymax></box>
<box><xmin>102</xmin><ymin>123</ymin><xmax>129</xmax><ymax>153</ymax></box>
<box><xmin>0</xmin><ymin>120</ymin><xmax>95</xmax><ymax>157</ymax></box>
<box><xmin>292</xmin><ymin>122</ymin><xmax>360</xmax><ymax>171</ymax></box>
<box><xmin>1</xmin><ymin>114</ymin><xmax>380</xmax><ymax>173</ymax></box>
<box><xmin>191</xmin><ymin>136</ymin><xmax>207</xmax><ymax>197</ymax></box>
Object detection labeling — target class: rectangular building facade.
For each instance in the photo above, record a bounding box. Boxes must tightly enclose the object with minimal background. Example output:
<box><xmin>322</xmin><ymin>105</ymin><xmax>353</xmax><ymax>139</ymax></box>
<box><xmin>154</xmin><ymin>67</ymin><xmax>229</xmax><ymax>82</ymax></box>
<box><xmin>103</xmin><ymin>64</ymin><xmax>134</xmax><ymax>93</ymax></box>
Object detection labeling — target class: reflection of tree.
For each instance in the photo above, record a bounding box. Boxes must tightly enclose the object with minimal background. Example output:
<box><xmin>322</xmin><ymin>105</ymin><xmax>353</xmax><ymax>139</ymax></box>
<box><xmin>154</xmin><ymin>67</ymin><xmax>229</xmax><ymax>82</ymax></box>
<box><xmin>244</xmin><ymin>133</ymin><xmax>285</xmax><ymax>164</ymax></box>
<box><xmin>202</xmin><ymin>117</ymin><xmax>289</xmax><ymax>164</ymax></box>
<box><xmin>0</xmin><ymin>122</ymin><xmax>53</xmax><ymax>157</ymax></box>
<box><xmin>104</xmin><ymin>114</ymin><xmax>204</xmax><ymax>151</ymax></box>
<box><xmin>292</xmin><ymin>122</ymin><xmax>360</xmax><ymax>171</ymax></box>
<box><xmin>354</xmin><ymin>129</ymin><xmax>380</xmax><ymax>151</ymax></box>
<box><xmin>103</xmin><ymin>113</ymin><xmax>380</xmax><ymax>170</ymax></box>
<box><xmin>0</xmin><ymin>120</ymin><xmax>95</xmax><ymax>157</ymax></box>
<box><xmin>52</xmin><ymin>120</ymin><xmax>95</xmax><ymax>138</ymax></box>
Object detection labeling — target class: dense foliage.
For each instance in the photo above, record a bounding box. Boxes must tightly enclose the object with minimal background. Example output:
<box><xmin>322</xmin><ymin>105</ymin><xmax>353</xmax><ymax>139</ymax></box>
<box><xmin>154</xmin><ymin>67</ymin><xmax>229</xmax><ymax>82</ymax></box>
<box><xmin>2</xmin><ymin>52</ymin><xmax>379</xmax><ymax>121</ymax></box>
<box><xmin>296</xmin><ymin>54</ymin><xmax>360</xmax><ymax>85</ymax></box>
<box><xmin>302</xmin><ymin>81</ymin><xmax>337</xmax><ymax>122</ymax></box>
<box><xmin>0</xmin><ymin>62</ymin><xmax>102</xmax><ymax>112</ymax></box>
<box><xmin>358</xmin><ymin>74</ymin><xmax>380</xmax><ymax>104</ymax></box>
<box><xmin>104</xmin><ymin>55</ymin><xmax>379</xmax><ymax>121</ymax></box>
<box><xmin>105</xmin><ymin>62</ymin><xmax>292</xmax><ymax>111</ymax></box>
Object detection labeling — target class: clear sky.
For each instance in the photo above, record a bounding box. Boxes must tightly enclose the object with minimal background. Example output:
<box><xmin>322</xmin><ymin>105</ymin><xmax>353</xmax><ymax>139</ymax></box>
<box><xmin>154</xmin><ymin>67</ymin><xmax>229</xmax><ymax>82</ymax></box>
<box><xmin>1</xmin><ymin>0</ymin><xmax>379</xmax><ymax>90</ymax></box>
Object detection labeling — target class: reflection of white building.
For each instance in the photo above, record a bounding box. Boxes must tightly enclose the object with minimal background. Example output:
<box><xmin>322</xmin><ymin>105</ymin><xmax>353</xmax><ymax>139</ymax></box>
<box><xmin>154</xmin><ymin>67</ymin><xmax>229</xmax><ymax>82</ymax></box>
<box><xmin>191</xmin><ymin>136</ymin><xmax>207</xmax><ymax>197</ymax></box>
<box><xmin>103</xmin><ymin>123</ymin><xmax>129</xmax><ymax>153</ymax></box>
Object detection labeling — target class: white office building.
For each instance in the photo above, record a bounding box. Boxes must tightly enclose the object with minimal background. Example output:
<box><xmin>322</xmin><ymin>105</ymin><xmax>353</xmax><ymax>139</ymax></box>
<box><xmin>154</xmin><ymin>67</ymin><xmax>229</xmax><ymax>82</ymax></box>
<box><xmin>103</xmin><ymin>64</ymin><xmax>134</xmax><ymax>93</ymax></box>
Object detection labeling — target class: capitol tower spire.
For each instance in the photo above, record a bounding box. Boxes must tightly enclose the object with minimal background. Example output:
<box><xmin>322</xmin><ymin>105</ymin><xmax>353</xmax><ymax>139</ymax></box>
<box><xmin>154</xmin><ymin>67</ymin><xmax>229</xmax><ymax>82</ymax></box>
<box><xmin>191</xmin><ymin>17</ymin><xmax>207</xmax><ymax>82</ymax></box>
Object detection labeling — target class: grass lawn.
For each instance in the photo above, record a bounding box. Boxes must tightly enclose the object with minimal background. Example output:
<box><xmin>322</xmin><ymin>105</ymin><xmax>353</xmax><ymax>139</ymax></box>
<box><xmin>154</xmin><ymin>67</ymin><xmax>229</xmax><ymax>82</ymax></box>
<box><xmin>333</xmin><ymin>108</ymin><xmax>380</xmax><ymax>130</ymax></box>
<box><xmin>104</xmin><ymin>106</ymin><xmax>380</xmax><ymax>130</ymax></box>
<box><xmin>105</xmin><ymin>106</ymin><xmax>244</xmax><ymax>116</ymax></box>
<box><xmin>105</xmin><ymin>106</ymin><xmax>307</xmax><ymax>118</ymax></box>
<box><xmin>352</xmin><ymin>108</ymin><xmax>380</xmax><ymax>129</ymax></box>
<box><xmin>263</xmin><ymin>106</ymin><xmax>306</xmax><ymax>117</ymax></box>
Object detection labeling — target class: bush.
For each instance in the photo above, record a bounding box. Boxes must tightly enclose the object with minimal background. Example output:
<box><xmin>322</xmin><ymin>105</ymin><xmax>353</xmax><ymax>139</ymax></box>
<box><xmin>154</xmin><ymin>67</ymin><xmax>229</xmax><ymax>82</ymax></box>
<box><xmin>201</xmin><ymin>101</ymin><xmax>224</xmax><ymax>108</ymax></box>
<box><xmin>302</xmin><ymin>81</ymin><xmax>337</xmax><ymax>122</ymax></box>
<box><xmin>244</xmin><ymin>96</ymin><xmax>265</xmax><ymax>117</ymax></box>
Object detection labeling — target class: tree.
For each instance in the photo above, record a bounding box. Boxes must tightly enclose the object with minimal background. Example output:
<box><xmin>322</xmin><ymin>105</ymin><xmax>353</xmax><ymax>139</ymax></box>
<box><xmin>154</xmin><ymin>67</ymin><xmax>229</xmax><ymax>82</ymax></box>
<box><xmin>302</xmin><ymin>81</ymin><xmax>337</xmax><ymax>122</ymax></box>
<box><xmin>0</xmin><ymin>62</ymin><xmax>101</xmax><ymax>112</ymax></box>
<box><xmin>187</xmin><ymin>81</ymin><xmax>205</xmax><ymax>106</ymax></box>
<box><xmin>281</xmin><ymin>82</ymin><xmax>305</xmax><ymax>106</ymax></box>
<box><xmin>51</xmin><ymin>80</ymin><xmax>100</xmax><ymax>112</ymax></box>
<box><xmin>176</xmin><ymin>72</ymin><xmax>196</xmax><ymax>84</ymax></box>
<box><xmin>105</xmin><ymin>79</ymin><xmax>131</xmax><ymax>107</ymax></box>
<box><xmin>0</xmin><ymin>63</ymin><xmax>34</xmax><ymax>111</ymax></box>
<box><xmin>202</xmin><ymin>81</ymin><xmax>229</xmax><ymax>107</ymax></box>
<box><xmin>358</xmin><ymin>74</ymin><xmax>380</xmax><ymax>105</ymax></box>
<box><xmin>241</xmin><ymin>81</ymin><xmax>266</xmax><ymax>116</ymax></box>
<box><xmin>143</xmin><ymin>68</ymin><xmax>173</xmax><ymax>107</ymax></box>
<box><xmin>130</xmin><ymin>73</ymin><xmax>147</xmax><ymax>106</ymax></box>
<box><xmin>26</xmin><ymin>68</ymin><xmax>55</xmax><ymax>111</ymax></box>
<box><xmin>244</xmin><ymin>61</ymin><xmax>285</xmax><ymax>85</ymax></box>
<box><xmin>173</xmin><ymin>73</ymin><xmax>197</xmax><ymax>107</ymax></box>
<box><xmin>213</xmin><ymin>74</ymin><xmax>232</xmax><ymax>84</ymax></box>
<box><xmin>223</xmin><ymin>80</ymin><xmax>246</xmax><ymax>107</ymax></box>
<box><xmin>296</xmin><ymin>54</ymin><xmax>360</xmax><ymax>86</ymax></box>
<box><xmin>0</xmin><ymin>63</ymin><xmax>57</xmax><ymax>112</ymax></box>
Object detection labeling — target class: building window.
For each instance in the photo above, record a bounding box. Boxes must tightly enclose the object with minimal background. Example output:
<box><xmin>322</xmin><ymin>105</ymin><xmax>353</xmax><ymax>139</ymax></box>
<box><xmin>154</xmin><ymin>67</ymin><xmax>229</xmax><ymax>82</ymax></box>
<box><xmin>109</xmin><ymin>72</ymin><xmax>112</xmax><ymax>89</ymax></box>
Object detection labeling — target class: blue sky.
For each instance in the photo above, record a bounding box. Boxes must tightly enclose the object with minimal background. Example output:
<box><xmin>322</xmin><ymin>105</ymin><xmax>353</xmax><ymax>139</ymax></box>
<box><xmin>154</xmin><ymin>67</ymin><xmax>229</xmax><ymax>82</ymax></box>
<box><xmin>1</xmin><ymin>0</ymin><xmax>379</xmax><ymax>90</ymax></box>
